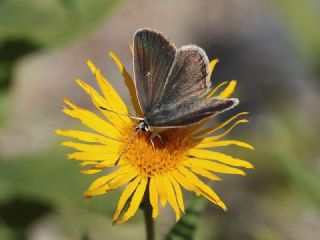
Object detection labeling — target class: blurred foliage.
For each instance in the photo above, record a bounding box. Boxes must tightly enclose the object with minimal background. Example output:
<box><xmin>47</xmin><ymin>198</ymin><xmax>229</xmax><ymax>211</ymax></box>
<box><xmin>0</xmin><ymin>0</ymin><xmax>122</xmax><ymax>90</ymax></box>
<box><xmin>0</xmin><ymin>145</ymin><xmax>121</xmax><ymax>213</ymax></box>
<box><xmin>0</xmin><ymin>39</ymin><xmax>39</xmax><ymax>89</ymax></box>
<box><xmin>272</xmin><ymin>0</ymin><xmax>320</xmax><ymax>76</ymax></box>
<box><xmin>0</xmin><ymin>145</ymin><xmax>123</xmax><ymax>239</ymax></box>
<box><xmin>0</xmin><ymin>0</ymin><xmax>121</xmax><ymax>47</ymax></box>
<box><xmin>0</xmin><ymin>198</ymin><xmax>51</xmax><ymax>239</ymax></box>
<box><xmin>276</xmin><ymin>152</ymin><xmax>320</xmax><ymax>209</ymax></box>
<box><xmin>0</xmin><ymin>90</ymin><xmax>9</xmax><ymax>125</ymax></box>
<box><xmin>269</xmin><ymin>111</ymin><xmax>320</xmax><ymax>209</ymax></box>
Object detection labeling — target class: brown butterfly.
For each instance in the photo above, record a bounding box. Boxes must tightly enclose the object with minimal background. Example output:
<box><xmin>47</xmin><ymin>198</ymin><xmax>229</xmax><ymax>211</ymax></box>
<box><xmin>132</xmin><ymin>28</ymin><xmax>238</xmax><ymax>132</ymax></box>
<box><xmin>101</xmin><ymin>28</ymin><xmax>239</xmax><ymax>163</ymax></box>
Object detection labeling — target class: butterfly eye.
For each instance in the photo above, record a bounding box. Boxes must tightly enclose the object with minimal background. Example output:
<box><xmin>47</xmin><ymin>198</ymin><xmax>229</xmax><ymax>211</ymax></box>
<box><xmin>141</xmin><ymin>125</ymin><xmax>149</xmax><ymax>132</ymax></box>
<box><xmin>135</xmin><ymin>120</ymin><xmax>149</xmax><ymax>132</ymax></box>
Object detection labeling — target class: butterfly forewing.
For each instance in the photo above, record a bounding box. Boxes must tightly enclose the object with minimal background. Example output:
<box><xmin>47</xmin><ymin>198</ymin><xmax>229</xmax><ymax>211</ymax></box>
<box><xmin>133</xmin><ymin>29</ymin><xmax>176</xmax><ymax>115</ymax></box>
<box><xmin>156</xmin><ymin>45</ymin><xmax>211</xmax><ymax>106</ymax></box>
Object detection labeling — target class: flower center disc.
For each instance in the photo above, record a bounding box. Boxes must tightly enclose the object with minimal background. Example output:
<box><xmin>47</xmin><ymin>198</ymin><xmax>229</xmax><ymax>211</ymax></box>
<box><xmin>122</xmin><ymin>124</ymin><xmax>192</xmax><ymax>178</ymax></box>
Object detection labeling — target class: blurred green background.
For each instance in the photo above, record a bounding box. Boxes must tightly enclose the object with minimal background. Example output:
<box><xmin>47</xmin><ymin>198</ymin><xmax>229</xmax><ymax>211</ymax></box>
<box><xmin>0</xmin><ymin>0</ymin><xmax>319</xmax><ymax>239</ymax></box>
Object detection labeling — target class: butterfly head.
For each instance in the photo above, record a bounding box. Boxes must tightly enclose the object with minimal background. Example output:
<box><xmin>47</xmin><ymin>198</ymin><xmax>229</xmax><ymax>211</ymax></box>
<box><xmin>135</xmin><ymin>120</ymin><xmax>150</xmax><ymax>132</ymax></box>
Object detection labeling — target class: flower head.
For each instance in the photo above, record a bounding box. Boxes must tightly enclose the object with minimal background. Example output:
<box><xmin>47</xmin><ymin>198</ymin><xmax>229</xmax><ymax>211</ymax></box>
<box><xmin>56</xmin><ymin>52</ymin><xmax>253</xmax><ymax>224</ymax></box>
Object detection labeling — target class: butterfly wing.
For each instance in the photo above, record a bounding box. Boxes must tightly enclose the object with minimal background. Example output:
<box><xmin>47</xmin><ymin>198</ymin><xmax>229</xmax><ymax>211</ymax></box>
<box><xmin>155</xmin><ymin>45</ymin><xmax>211</xmax><ymax>107</ymax></box>
<box><xmin>146</xmin><ymin>97</ymin><xmax>239</xmax><ymax>127</ymax></box>
<box><xmin>133</xmin><ymin>28</ymin><xmax>176</xmax><ymax>115</ymax></box>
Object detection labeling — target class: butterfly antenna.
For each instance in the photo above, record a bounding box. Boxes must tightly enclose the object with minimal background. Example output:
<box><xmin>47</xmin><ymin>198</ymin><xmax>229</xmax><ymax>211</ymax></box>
<box><xmin>114</xmin><ymin>130</ymin><xmax>139</xmax><ymax>165</ymax></box>
<box><xmin>99</xmin><ymin>106</ymin><xmax>143</xmax><ymax>121</ymax></box>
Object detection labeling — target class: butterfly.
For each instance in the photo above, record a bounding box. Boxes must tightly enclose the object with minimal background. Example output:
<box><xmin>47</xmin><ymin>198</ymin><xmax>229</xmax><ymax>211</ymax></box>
<box><xmin>132</xmin><ymin>28</ymin><xmax>238</xmax><ymax>132</ymax></box>
<box><xmin>101</xmin><ymin>28</ymin><xmax>239</xmax><ymax>163</ymax></box>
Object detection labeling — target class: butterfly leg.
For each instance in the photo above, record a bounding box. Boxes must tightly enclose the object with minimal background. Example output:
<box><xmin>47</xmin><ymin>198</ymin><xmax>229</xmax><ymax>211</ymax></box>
<box><xmin>150</xmin><ymin>132</ymin><xmax>164</xmax><ymax>149</ymax></box>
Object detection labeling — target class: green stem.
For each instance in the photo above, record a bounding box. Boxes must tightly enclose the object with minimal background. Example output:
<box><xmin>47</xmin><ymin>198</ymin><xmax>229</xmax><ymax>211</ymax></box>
<box><xmin>142</xmin><ymin>184</ymin><xmax>154</xmax><ymax>240</ymax></box>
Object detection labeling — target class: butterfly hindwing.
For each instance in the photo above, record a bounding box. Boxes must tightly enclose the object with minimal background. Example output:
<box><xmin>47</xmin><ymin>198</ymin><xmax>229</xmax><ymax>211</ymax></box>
<box><xmin>146</xmin><ymin>97</ymin><xmax>239</xmax><ymax>127</ymax></box>
<box><xmin>133</xmin><ymin>28</ymin><xmax>176</xmax><ymax>115</ymax></box>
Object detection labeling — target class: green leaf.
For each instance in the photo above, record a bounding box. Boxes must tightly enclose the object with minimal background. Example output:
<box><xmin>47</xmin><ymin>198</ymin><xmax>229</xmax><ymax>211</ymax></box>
<box><xmin>166</xmin><ymin>196</ymin><xmax>205</xmax><ymax>240</ymax></box>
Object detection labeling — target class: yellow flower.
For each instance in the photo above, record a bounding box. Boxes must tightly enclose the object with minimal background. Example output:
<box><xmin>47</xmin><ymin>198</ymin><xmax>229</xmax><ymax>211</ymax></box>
<box><xmin>56</xmin><ymin>52</ymin><xmax>253</xmax><ymax>224</ymax></box>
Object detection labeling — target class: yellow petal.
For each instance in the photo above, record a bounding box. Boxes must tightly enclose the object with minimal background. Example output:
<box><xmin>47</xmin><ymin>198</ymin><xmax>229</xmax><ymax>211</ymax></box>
<box><xmin>218</xmin><ymin>80</ymin><xmax>237</xmax><ymax>98</ymax></box>
<box><xmin>193</xmin><ymin>112</ymin><xmax>249</xmax><ymax>137</ymax></box>
<box><xmin>185</xmin><ymin>158</ymin><xmax>246</xmax><ymax>175</ymax></box>
<box><xmin>76</xmin><ymin>78</ymin><xmax>130</xmax><ymax>127</ymax></box>
<box><xmin>86</xmin><ymin>183</ymin><xmax>118</xmax><ymax>197</ymax></box>
<box><xmin>108</xmin><ymin>171</ymin><xmax>139</xmax><ymax>189</ymax></box>
<box><xmin>86</xmin><ymin>172</ymin><xmax>117</xmax><ymax>193</ymax></box>
<box><xmin>84</xmin><ymin>187</ymin><xmax>110</xmax><ymax>197</ymax></box>
<box><xmin>63</xmin><ymin>98</ymin><xmax>77</xmax><ymax>108</ymax></box>
<box><xmin>200</xmin><ymin>119</ymin><xmax>249</xmax><ymax>142</ymax></box>
<box><xmin>188</xmin><ymin>149</ymin><xmax>253</xmax><ymax>168</ymax></box>
<box><xmin>87</xmin><ymin>172</ymin><xmax>139</xmax><ymax>197</ymax></box>
<box><xmin>79</xmin><ymin>161</ymin><xmax>98</xmax><ymax>167</ymax></box>
<box><xmin>168</xmin><ymin>174</ymin><xmax>185</xmax><ymax>213</ymax></box>
<box><xmin>87</xmin><ymin>166</ymin><xmax>132</xmax><ymax>192</ymax></box>
<box><xmin>188</xmin><ymin>165</ymin><xmax>221</xmax><ymax>181</ymax></box>
<box><xmin>149</xmin><ymin>177</ymin><xmax>159</xmax><ymax>219</ymax></box>
<box><xmin>117</xmin><ymin>178</ymin><xmax>147</xmax><ymax>223</ymax></box>
<box><xmin>67</xmin><ymin>152</ymin><xmax>118</xmax><ymax>162</ymax></box>
<box><xmin>165</xmin><ymin>176</ymin><xmax>181</xmax><ymax>221</ymax></box>
<box><xmin>95</xmin><ymin>159</ymin><xmax>125</xmax><ymax>168</ymax></box>
<box><xmin>196</xmin><ymin>140</ymin><xmax>254</xmax><ymax>150</ymax></box>
<box><xmin>62</xmin><ymin>99</ymin><xmax>120</xmax><ymax>140</ymax></box>
<box><xmin>113</xmin><ymin>177</ymin><xmax>142</xmax><ymax>222</ymax></box>
<box><xmin>109</xmin><ymin>51</ymin><xmax>143</xmax><ymax>117</ymax></box>
<box><xmin>206</xmin><ymin>81</ymin><xmax>228</xmax><ymax>99</ymax></box>
<box><xmin>81</xmin><ymin>168</ymin><xmax>103</xmax><ymax>175</ymax></box>
<box><xmin>86</xmin><ymin>60</ymin><xmax>128</xmax><ymax>114</ymax></box>
<box><xmin>55</xmin><ymin>129</ymin><xmax>118</xmax><ymax>145</ymax></box>
<box><xmin>87</xmin><ymin>59</ymin><xmax>97</xmax><ymax>74</ymax></box>
<box><xmin>170</xmin><ymin>171</ymin><xmax>200</xmax><ymax>196</ymax></box>
<box><xmin>62</xmin><ymin>141</ymin><xmax>119</xmax><ymax>153</ymax></box>
<box><xmin>85</xmin><ymin>172</ymin><xmax>118</xmax><ymax>197</ymax></box>
<box><xmin>179</xmin><ymin>166</ymin><xmax>227</xmax><ymax>211</ymax></box>
<box><xmin>155</xmin><ymin>175</ymin><xmax>167</xmax><ymax>206</ymax></box>
<box><xmin>208</xmin><ymin>58</ymin><xmax>219</xmax><ymax>80</ymax></box>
